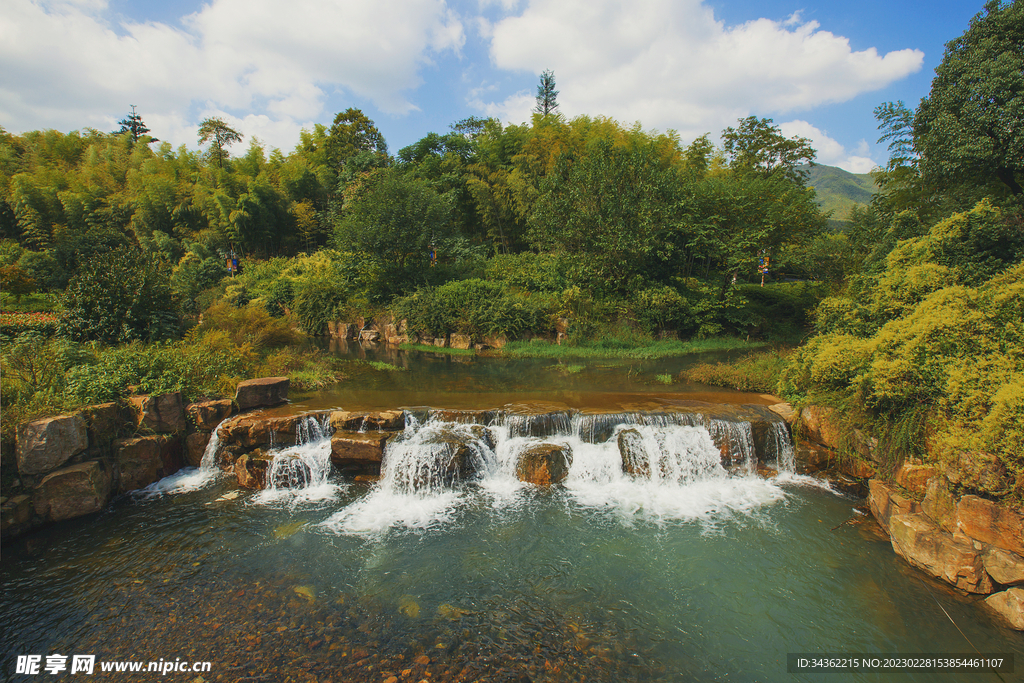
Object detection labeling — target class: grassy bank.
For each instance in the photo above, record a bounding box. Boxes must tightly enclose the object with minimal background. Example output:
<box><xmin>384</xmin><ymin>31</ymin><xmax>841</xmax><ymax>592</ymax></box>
<box><xmin>679</xmin><ymin>350</ymin><xmax>790</xmax><ymax>394</ymax></box>
<box><xmin>499</xmin><ymin>337</ymin><xmax>765</xmax><ymax>360</ymax></box>
<box><xmin>398</xmin><ymin>342</ymin><xmax>476</xmax><ymax>356</ymax></box>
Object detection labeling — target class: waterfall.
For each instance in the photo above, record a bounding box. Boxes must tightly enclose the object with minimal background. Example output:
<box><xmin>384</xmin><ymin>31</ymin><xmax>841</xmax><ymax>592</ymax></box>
<box><xmin>257</xmin><ymin>414</ymin><xmax>336</xmax><ymax>503</ymax></box>
<box><xmin>767</xmin><ymin>421</ymin><xmax>795</xmax><ymax>473</ymax></box>
<box><xmin>136</xmin><ymin>417</ymin><xmax>232</xmax><ymax>497</ymax></box>
<box><xmin>198</xmin><ymin>418</ymin><xmax>228</xmax><ymax>471</ymax></box>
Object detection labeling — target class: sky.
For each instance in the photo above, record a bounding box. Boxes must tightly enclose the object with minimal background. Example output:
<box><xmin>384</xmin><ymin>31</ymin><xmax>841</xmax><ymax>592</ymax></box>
<box><xmin>0</xmin><ymin>0</ymin><xmax>983</xmax><ymax>173</ymax></box>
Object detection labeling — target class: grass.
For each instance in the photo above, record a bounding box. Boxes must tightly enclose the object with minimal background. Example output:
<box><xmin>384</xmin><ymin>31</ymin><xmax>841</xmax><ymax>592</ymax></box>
<box><xmin>399</xmin><ymin>342</ymin><xmax>476</xmax><ymax>356</ymax></box>
<box><xmin>499</xmin><ymin>337</ymin><xmax>765</xmax><ymax>360</ymax></box>
<box><xmin>654</xmin><ymin>373</ymin><xmax>673</xmax><ymax>384</ymax></box>
<box><xmin>548</xmin><ymin>363</ymin><xmax>584</xmax><ymax>375</ymax></box>
<box><xmin>678</xmin><ymin>350</ymin><xmax>789</xmax><ymax>394</ymax></box>
<box><xmin>365</xmin><ymin>360</ymin><xmax>406</xmax><ymax>372</ymax></box>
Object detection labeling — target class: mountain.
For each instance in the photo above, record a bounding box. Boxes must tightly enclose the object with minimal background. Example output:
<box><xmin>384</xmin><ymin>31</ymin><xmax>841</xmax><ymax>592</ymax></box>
<box><xmin>801</xmin><ymin>164</ymin><xmax>878</xmax><ymax>222</ymax></box>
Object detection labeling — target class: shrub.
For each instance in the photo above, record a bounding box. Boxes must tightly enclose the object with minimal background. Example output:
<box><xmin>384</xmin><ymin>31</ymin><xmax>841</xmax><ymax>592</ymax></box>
<box><xmin>631</xmin><ymin>286</ymin><xmax>695</xmax><ymax>335</ymax></box>
<box><xmin>198</xmin><ymin>301</ymin><xmax>303</xmax><ymax>350</ymax></box>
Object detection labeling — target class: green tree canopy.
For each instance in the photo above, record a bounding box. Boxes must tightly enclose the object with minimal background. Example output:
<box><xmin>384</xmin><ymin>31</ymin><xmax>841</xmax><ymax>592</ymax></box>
<box><xmin>722</xmin><ymin>116</ymin><xmax>816</xmax><ymax>184</ymax></box>
<box><xmin>326</xmin><ymin>108</ymin><xmax>388</xmax><ymax>172</ymax></box>
<box><xmin>534</xmin><ymin>70</ymin><xmax>559</xmax><ymax>117</ymax></box>
<box><xmin>198</xmin><ymin>118</ymin><xmax>242</xmax><ymax>169</ymax></box>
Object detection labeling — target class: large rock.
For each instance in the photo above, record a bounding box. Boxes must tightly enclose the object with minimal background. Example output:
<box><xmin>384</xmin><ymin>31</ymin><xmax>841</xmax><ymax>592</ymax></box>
<box><xmin>984</xmin><ymin>588</ymin><xmax>1024</xmax><ymax>630</ymax></box>
<box><xmin>33</xmin><ymin>461</ymin><xmax>114</xmax><ymax>522</ymax></box>
<box><xmin>945</xmin><ymin>451</ymin><xmax>1011</xmax><ymax>496</ymax></box>
<box><xmin>114</xmin><ymin>435</ymin><xmax>183</xmax><ymax>493</ymax></box>
<box><xmin>129</xmin><ymin>392</ymin><xmax>187</xmax><ymax>433</ymax></box>
<box><xmin>330</xmin><ymin>410</ymin><xmax>405</xmax><ymax>432</ymax></box>
<box><xmin>79</xmin><ymin>402</ymin><xmax>125</xmax><ymax>447</ymax></box>
<box><xmin>956</xmin><ymin>496</ymin><xmax>1024</xmax><ymax>556</ymax></box>
<box><xmin>982</xmin><ymin>547</ymin><xmax>1024</xmax><ymax>586</ymax></box>
<box><xmin>767</xmin><ymin>402</ymin><xmax>797</xmax><ymax>423</ymax></box>
<box><xmin>618</xmin><ymin>429</ymin><xmax>649</xmax><ymax>477</ymax></box>
<box><xmin>16</xmin><ymin>414</ymin><xmax>88</xmax><ymax>475</ymax></box>
<box><xmin>331</xmin><ymin>432</ymin><xmax>392</xmax><ymax>473</ymax></box>
<box><xmin>516</xmin><ymin>443</ymin><xmax>572</xmax><ymax>486</ymax></box>
<box><xmin>869</xmin><ymin>480</ymin><xmax>921</xmax><ymax>532</ymax></box>
<box><xmin>837</xmin><ymin>455</ymin><xmax>875</xmax><ymax>479</ymax></box>
<box><xmin>450</xmin><ymin>333</ymin><xmax>472</xmax><ymax>350</ymax></box>
<box><xmin>234</xmin><ymin>377</ymin><xmax>290</xmax><ymax>411</ymax></box>
<box><xmin>800</xmin><ymin>405</ymin><xmax>841</xmax><ymax>450</ymax></box>
<box><xmin>894</xmin><ymin>463</ymin><xmax>938</xmax><ymax>495</ymax></box>
<box><xmin>187</xmin><ymin>399</ymin><xmax>234</xmax><ymax>431</ymax></box>
<box><xmin>235</xmin><ymin>451</ymin><xmax>270</xmax><ymax>490</ymax></box>
<box><xmin>1</xmin><ymin>494</ymin><xmax>34</xmax><ymax>538</ymax></box>
<box><xmin>889</xmin><ymin>513</ymin><xmax>993</xmax><ymax>594</ymax></box>
<box><xmin>330</xmin><ymin>322</ymin><xmax>358</xmax><ymax>340</ymax></box>
<box><xmin>794</xmin><ymin>442</ymin><xmax>831</xmax><ymax>474</ymax></box>
<box><xmin>922</xmin><ymin>477</ymin><xmax>957</xmax><ymax>533</ymax></box>
<box><xmin>851</xmin><ymin>428</ymin><xmax>879</xmax><ymax>463</ymax></box>
<box><xmin>217</xmin><ymin>412</ymin><xmax>329</xmax><ymax>450</ymax></box>
<box><xmin>184</xmin><ymin>432</ymin><xmax>212</xmax><ymax>467</ymax></box>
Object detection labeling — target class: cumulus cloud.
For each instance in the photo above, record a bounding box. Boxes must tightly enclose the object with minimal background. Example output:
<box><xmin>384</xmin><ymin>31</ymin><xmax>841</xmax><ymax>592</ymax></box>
<box><xmin>779</xmin><ymin>120</ymin><xmax>879</xmax><ymax>174</ymax></box>
<box><xmin>0</xmin><ymin>0</ymin><xmax>464</xmax><ymax>150</ymax></box>
<box><xmin>482</xmin><ymin>0</ymin><xmax>923</xmax><ymax>140</ymax></box>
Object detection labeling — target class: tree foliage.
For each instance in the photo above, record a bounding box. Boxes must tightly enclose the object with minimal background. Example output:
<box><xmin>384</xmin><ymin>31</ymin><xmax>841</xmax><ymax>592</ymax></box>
<box><xmin>534</xmin><ymin>70</ymin><xmax>559</xmax><ymax>117</ymax></box>
<box><xmin>198</xmin><ymin>118</ymin><xmax>242</xmax><ymax>169</ymax></box>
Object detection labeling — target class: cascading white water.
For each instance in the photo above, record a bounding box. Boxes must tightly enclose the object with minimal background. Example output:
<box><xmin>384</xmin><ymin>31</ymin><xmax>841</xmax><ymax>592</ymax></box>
<box><xmin>256</xmin><ymin>414</ymin><xmax>337</xmax><ymax>504</ymax></box>
<box><xmin>767</xmin><ymin>420</ymin><xmax>795</xmax><ymax>473</ymax></box>
<box><xmin>137</xmin><ymin>417</ymin><xmax>231</xmax><ymax>496</ymax></box>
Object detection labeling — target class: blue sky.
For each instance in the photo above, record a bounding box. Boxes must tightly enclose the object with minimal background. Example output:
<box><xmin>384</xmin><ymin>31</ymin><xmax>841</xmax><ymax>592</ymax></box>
<box><xmin>0</xmin><ymin>0</ymin><xmax>983</xmax><ymax>172</ymax></box>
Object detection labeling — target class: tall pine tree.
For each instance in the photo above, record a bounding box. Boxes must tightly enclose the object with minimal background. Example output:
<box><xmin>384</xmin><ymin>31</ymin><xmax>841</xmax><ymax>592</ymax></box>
<box><xmin>534</xmin><ymin>70</ymin><xmax>559</xmax><ymax>116</ymax></box>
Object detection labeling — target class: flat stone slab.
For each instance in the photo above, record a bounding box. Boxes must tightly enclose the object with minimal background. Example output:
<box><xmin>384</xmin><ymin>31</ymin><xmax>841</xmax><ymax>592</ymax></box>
<box><xmin>34</xmin><ymin>461</ymin><xmax>113</xmax><ymax>522</ymax></box>
<box><xmin>235</xmin><ymin>377</ymin><xmax>290</xmax><ymax>411</ymax></box>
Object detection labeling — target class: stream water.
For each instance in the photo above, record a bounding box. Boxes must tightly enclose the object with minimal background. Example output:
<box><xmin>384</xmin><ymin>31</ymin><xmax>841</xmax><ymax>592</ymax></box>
<box><xmin>2</xmin><ymin>347</ymin><xmax>1020</xmax><ymax>681</ymax></box>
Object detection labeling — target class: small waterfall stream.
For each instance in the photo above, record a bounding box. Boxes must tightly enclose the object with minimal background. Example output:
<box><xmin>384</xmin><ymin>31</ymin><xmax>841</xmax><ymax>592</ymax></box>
<box><xmin>257</xmin><ymin>414</ymin><xmax>336</xmax><ymax>503</ymax></box>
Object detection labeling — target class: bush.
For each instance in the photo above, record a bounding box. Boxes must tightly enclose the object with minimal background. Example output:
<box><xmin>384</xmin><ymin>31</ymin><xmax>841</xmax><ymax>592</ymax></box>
<box><xmin>198</xmin><ymin>301</ymin><xmax>303</xmax><ymax>350</ymax></box>
<box><xmin>631</xmin><ymin>286</ymin><xmax>695</xmax><ymax>335</ymax></box>
<box><xmin>485</xmin><ymin>253</ymin><xmax>567</xmax><ymax>292</ymax></box>
<box><xmin>59</xmin><ymin>245</ymin><xmax>180</xmax><ymax>343</ymax></box>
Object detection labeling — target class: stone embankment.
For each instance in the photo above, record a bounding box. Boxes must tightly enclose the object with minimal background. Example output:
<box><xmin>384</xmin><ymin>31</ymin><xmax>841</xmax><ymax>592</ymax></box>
<box><xmin>1</xmin><ymin>377</ymin><xmax>290</xmax><ymax>540</ymax></box>
<box><xmin>795</xmin><ymin>404</ymin><xmax>1024</xmax><ymax>630</ymax></box>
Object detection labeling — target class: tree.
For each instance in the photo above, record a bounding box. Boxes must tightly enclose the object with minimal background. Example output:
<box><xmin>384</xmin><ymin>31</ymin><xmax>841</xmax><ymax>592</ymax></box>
<box><xmin>913</xmin><ymin>0</ymin><xmax>1023</xmax><ymax>196</ymax></box>
<box><xmin>534</xmin><ymin>70</ymin><xmax>559</xmax><ymax>117</ymax></box>
<box><xmin>198</xmin><ymin>118</ymin><xmax>243</xmax><ymax>169</ymax></box>
<box><xmin>326</xmin><ymin>108</ymin><xmax>388</xmax><ymax>172</ymax></box>
<box><xmin>721</xmin><ymin>116</ymin><xmax>816</xmax><ymax>184</ymax></box>
<box><xmin>115</xmin><ymin>105</ymin><xmax>157</xmax><ymax>143</ymax></box>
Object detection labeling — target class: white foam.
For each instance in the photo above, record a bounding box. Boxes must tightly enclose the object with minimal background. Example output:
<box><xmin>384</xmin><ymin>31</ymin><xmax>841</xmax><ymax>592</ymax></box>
<box><xmin>134</xmin><ymin>466</ymin><xmax>221</xmax><ymax>498</ymax></box>
<box><xmin>320</xmin><ymin>488</ymin><xmax>464</xmax><ymax>536</ymax></box>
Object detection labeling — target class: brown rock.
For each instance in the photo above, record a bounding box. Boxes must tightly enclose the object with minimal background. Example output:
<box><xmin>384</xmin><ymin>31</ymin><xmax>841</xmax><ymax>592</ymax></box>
<box><xmin>800</xmin><ymin>405</ymin><xmax>841</xmax><ymax>450</ymax></box>
<box><xmin>217</xmin><ymin>412</ymin><xmax>327</xmax><ymax>450</ymax></box>
<box><xmin>894</xmin><ymin>464</ymin><xmax>938</xmax><ymax>495</ymax></box>
<box><xmin>889</xmin><ymin>513</ymin><xmax>993</xmax><ymax>594</ymax></box>
<box><xmin>450</xmin><ymin>333</ymin><xmax>472</xmax><ymax>350</ymax></box>
<box><xmin>79</xmin><ymin>402</ymin><xmax>125</xmax><ymax>447</ymax></box>
<box><xmin>187</xmin><ymin>399</ymin><xmax>234</xmax><ymax>431</ymax></box>
<box><xmin>431</xmin><ymin>335</ymin><xmax>448</xmax><ymax>348</ymax></box>
<box><xmin>16</xmin><ymin>414</ymin><xmax>88</xmax><ymax>475</ymax></box>
<box><xmin>359</xmin><ymin>329</ymin><xmax>380</xmax><ymax>343</ymax></box>
<box><xmin>482</xmin><ymin>335</ymin><xmax>506</xmax><ymax>350</ymax></box>
<box><xmin>330</xmin><ymin>410</ymin><xmax>405</xmax><ymax>432</ymax></box>
<box><xmin>234</xmin><ymin>377</ymin><xmax>290</xmax><ymax>411</ymax></box>
<box><xmin>516</xmin><ymin>443</ymin><xmax>572</xmax><ymax>486</ymax></box>
<box><xmin>129</xmin><ymin>392</ymin><xmax>187</xmax><ymax>433</ymax></box>
<box><xmin>984</xmin><ymin>588</ymin><xmax>1024</xmax><ymax>629</ymax></box>
<box><xmin>618</xmin><ymin>429</ymin><xmax>649</xmax><ymax>477</ymax></box>
<box><xmin>956</xmin><ymin>496</ymin><xmax>1024</xmax><ymax>556</ymax></box>
<box><xmin>767</xmin><ymin>402</ymin><xmax>797</xmax><ymax>423</ymax></box>
<box><xmin>115</xmin><ymin>435</ymin><xmax>184</xmax><ymax>493</ymax></box>
<box><xmin>331</xmin><ymin>432</ymin><xmax>391</xmax><ymax>470</ymax></box>
<box><xmin>34</xmin><ymin>461</ymin><xmax>114</xmax><ymax>522</ymax></box>
<box><xmin>922</xmin><ymin>477</ymin><xmax>957</xmax><ymax>533</ymax></box>
<box><xmin>982</xmin><ymin>547</ymin><xmax>1024</xmax><ymax>586</ymax></box>
<box><xmin>1</xmin><ymin>494</ymin><xmax>34</xmax><ymax>537</ymax></box>
<box><xmin>235</xmin><ymin>452</ymin><xmax>270</xmax><ymax>490</ymax></box>
<box><xmin>184</xmin><ymin>432</ymin><xmax>212</xmax><ymax>467</ymax></box>
<box><xmin>851</xmin><ymin>428</ymin><xmax>879</xmax><ymax>463</ymax></box>
<box><xmin>869</xmin><ymin>480</ymin><xmax>921</xmax><ymax>532</ymax></box>
<box><xmin>794</xmin><ymin>442</ymin><xmax>831</xmax><ymax>474</ymax></box>
<box><xmin>945</xmin><ymin>451</ymin><xmax>1011</xmax><ymax>496</ymax></box>
<box><xmin>838</xmin><ymin>456</ymin><xmax>875</xmax><ymax>479</ymax></box>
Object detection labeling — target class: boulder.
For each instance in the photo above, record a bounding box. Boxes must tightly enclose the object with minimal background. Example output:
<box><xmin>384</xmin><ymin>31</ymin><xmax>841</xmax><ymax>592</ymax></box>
<box><xmin>767</xmin><ymin>402</ymin><xmax>797</xmax><ymax>423</ymax></box>
<box><xmin>33</xmin><ymin>461</ymin><xmax>114</xmax><ymax>522</ymax></box>
<box><xmin>869</xmin><ymin>480</ymin><xmax>921</xmax><ymax>532</ymax></box>
<box><xmin>982</xmin><ymin>547</ymin><xmax>1024</xmax><ymax>586</ymax></box>
<box><xmin>187</xmin><ymin>399</ymin><xmax>234</xmax><ymax>431</ymax></box>
<box><xmin>794</xmin><ymin>442</ymin><xmax>831</xmax><ymax>474</ymax></box>
<box><xmin>79</xmin><ymin>402</ymin><xmax>125</xmax><ymax>447</ymax></box>
<box><xmin>983</xmin><ymin>588</ymin><xmax>1024</xmax><ymax>630</ymax></box>
<box><xmin>235</xmin><ymin>451</ymin><xmax>270</xmax><ymax>490</ymax></box>
<box><xmin>889</xmin><ymin>513</ymin><xmax>993</xmax><ymax>594</ymax></box>
<box><xmin>184</xmin><ymin>432</ymin><xmax>212</xmax><ymax>468</ymax></box>
<box><xmin>450</xmin><ymin>334</ymin><xmax>472</xmax><ymax>350</ymax></box>
<box><xmin>331</xmin><ymin>432</ymin><xmax>392</xmax><ymax>473</ymax></box>
<box><xmin>360</xmin><ymin>329</ymin><xmax>381</xmax><ymax>343</ymax></box>
<box><xmin>516</xmin><ymin>443</ymin><xmax>572</xmax><ymax>486</ymax></box>
<box><xmin>482</xmin><ymin>335</ymin><xmax>506</xmax><ymax>350</ymax></box>
<box><xmin>851</xmin><ymin>428</ymin><xmax>879</xmax><ymax>463</ymax></box>
<box><xmin>16</xmin><ymin>414</ymin><xmax>88</xmax><ymax>475</ymax></box>
<box><xmin>332</xmin><ymin>322</ymin><xmax>358</xmax><ymax>340</ymax></box>
<box><xmin>330</xmin><ymin>410</ymin><xmax>405</xmax><ymax>432</ymax></box>
<box><xmin>921</xmin><ymin>477</ymin><xmax>957</xmax><ymax>533</ymax></box>
<box><xmin>945</xmin><ymin>451</ymin><xmax>1011</xmax><ymax>496</ymax></box>
<box><xmin>217</xmin><ymin>412</ymin><xmax>327</xmax><ymax>450</ymax></box>
<box><xmin>129</xmin><ymin>392</ymin><xmax>187</xmax><ymax>433</ymax></box>
<box><xmin>894</xmin><ymin>463</ymin><xmax>938</xmax><ymax>495</ymax></box>
<box><xmin>0</xmin><ymin>494</ymin><xmax>34</xmax><ymax>537</ymax></box>
<box><xmin>431</xmin><ymin>335</ymin><xmax>449</xmax><ymax>348</ymax></box>
<box><xmin>800</xmin><ymin>405</ymin><xmax>841</xmax><ymax>450</ymax></box>
<box><xmin>114</xmin><ymin>435</ymin><xmax>183</xmax><ymax>493</ymax></box>
<box><xmin>618</xmin><ymin>429</ymin><xmax>649</xmax><ymax>477</ymax></box>
<box><xmin>838</xmin><ymin>456</ymin><xmax>875</xmax><ymax>479</ymax></box>
<box><xmin>956</xmin><ymin>496</ymin><xmax>1024</xmax><ymax>556</ymax></box>
<box><xmin>234</xmin><ymin>377</ymin><xmax>290</xmax><ymax>411</ymax></box>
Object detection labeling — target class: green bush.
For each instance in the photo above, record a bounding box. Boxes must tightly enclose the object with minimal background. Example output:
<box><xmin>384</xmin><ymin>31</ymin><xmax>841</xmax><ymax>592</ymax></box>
<box><xmin>631</xmin><ymin>286</ymin><xmax>695</xmax><ymax>335</ymax></box>
<box><xmin>485</xmin><ymin>252</ymin><xmax>567</xmax><ymax>292</ymax></box>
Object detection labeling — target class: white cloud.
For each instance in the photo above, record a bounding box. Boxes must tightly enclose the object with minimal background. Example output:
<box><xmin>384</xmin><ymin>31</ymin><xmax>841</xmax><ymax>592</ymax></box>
<box><xmin>0</xmin><ymin>0</ymin><xmax>464</xmax><ymax>150</ymax></box>
<box><xmin>482</xmin><ymin>0</ymin><xmax>923</xmax><ymax>140</ymax></box>
<box><xmin>779</xmin><ymin>119</ymin><xmax>879</xmax><ymax>174</ymax></box>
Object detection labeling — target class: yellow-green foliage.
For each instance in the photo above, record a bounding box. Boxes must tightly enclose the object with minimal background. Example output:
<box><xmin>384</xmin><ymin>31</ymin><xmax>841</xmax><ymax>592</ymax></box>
<box><xmin>789</xmin><ymin>201</ymin><xmax>1024</xmax><ymax>490</ymax></box>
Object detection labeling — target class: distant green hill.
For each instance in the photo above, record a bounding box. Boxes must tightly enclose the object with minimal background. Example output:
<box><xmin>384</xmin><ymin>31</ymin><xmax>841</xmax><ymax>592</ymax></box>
<box><xmin>801</xmin><ymin>164</ymin><xmax>878</xmax><ymax>222</ymax></box>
